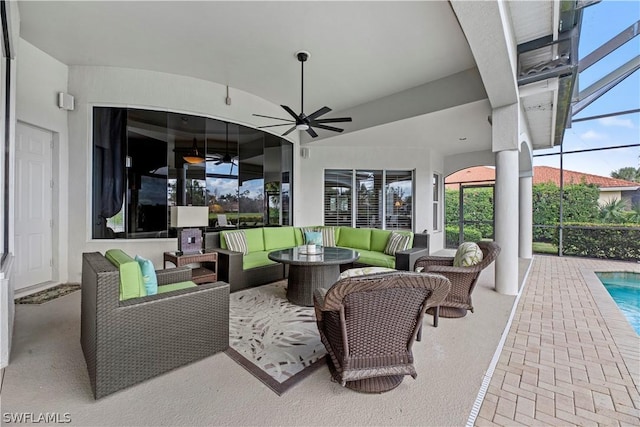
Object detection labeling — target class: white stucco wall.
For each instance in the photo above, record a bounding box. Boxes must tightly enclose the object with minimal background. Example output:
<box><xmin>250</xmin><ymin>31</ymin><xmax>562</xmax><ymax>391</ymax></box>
<box><xmin>16</xmin><ymin>44</ymin><xmax>443</xmax><ymax>283</ymax></box>
<box><xmin>64</xmin><ymin>66</ymin><xmax>298</xmax><ymax>282</ymax></box>
<box><xmin>15</xmin><ymin>39</ymin><xmax>70</xmax><ymax>284</ymax></box>
<box><xmin>296</xmin><ymin>121</ymin><xmax>443</xmax><ymax>250</ymax></box>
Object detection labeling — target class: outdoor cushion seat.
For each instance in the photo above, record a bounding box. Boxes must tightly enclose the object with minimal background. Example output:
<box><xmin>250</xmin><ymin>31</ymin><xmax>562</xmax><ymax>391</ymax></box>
<box><xmin>314</xmin><ymin>271</ymin><xmax>450</xmax><ymax>393</ymax></box>
<box><xmin>205</xmin><ymin>226</ymin><xmax>429</xmax><ymax>293</ymax></box>
<box><xmin>414</xmin><ymin>241</ymin><xmax>501</xmax><ymax>320</ymax></box>
<box><xmin>81</xmin><ymin>251</ymin><xmax>230</xmax><ymax>399</ymax></box>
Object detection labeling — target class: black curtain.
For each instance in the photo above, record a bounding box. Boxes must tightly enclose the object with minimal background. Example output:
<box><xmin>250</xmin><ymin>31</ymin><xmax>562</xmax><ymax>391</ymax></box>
<box><xmin>92</xmin><ymin>107</ymin><xmax>126</xmax><ymax>238</ymax></box>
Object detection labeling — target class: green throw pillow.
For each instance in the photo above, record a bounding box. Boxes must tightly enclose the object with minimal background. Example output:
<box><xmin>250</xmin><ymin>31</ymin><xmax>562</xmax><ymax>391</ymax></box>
<box><xmin>320</xmin><ymin>227</ymin><xmax>336</xmax><ymax>247</ymax></box>
<box><xmin>224</xmin><ymin>231</ymin><xmax>249</xmax><ymax>255</ymax></box>
<box><xmin>453</xmin><ymin>242</ymin><xmax>484</xmax><ymax>267</ymax></box>
<box><xmin>384</xmin><ymin>232</ymin><xmax>411</xmax><ymax>255</ymax></box>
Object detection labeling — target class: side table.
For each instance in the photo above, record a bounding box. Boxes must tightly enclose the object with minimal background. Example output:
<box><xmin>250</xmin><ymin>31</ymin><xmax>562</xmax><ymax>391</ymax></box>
<box><xmin>163</xmin><ymin>251</ymin><xmax>218</xmax><ymax>284</ymax></box>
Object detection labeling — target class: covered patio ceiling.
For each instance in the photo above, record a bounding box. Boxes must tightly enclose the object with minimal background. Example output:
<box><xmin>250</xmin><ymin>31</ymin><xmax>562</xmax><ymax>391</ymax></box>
<box><xmin>17</xmin><ymin>1</ymin><xmax>560</xmax><ymax>155</ymax></box>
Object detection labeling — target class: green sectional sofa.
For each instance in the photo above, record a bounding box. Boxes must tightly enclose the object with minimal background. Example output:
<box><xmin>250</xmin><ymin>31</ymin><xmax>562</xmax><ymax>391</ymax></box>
<box><xmin>204</xmin><ymin>226</ymin><xmax>429</xmax><ymax>292</ymax></box>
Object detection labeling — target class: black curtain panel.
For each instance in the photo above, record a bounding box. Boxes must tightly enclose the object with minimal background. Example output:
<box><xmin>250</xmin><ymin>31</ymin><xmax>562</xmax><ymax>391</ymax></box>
<box><xmin>93</xmin><ymin>107</ymin><xmax>126</xmax><ymax>238</ymax></box>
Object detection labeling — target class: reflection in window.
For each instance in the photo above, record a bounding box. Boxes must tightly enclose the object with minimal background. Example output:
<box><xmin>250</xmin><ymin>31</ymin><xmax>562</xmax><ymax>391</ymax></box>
<box><xmin>324</xmin><ymin>169</ymin><xmax>414</xmax><ymax>230</ymax></box>
<box><xmin>356</xmin><ymin>171</ymin><xmax>382</xmax><ymax>228</ymax></box>
<box><xmin>324</xmin><ymin>170</ymin><xmax>353</xmax><ymax>226</ymax></box>
<box><xmin>432</xmin><ymin>173</ymin><xmax>441</xmax><ymax>231</ymax></box>
<box><xmin>386</xmin><ymin>171</ymin><xmax>413</xmax><ymax>231</ymax></box>
<box><xmin>92</xmin><ymin>107</ymin><xmax>292</xmax><ymax>239</ymax></box>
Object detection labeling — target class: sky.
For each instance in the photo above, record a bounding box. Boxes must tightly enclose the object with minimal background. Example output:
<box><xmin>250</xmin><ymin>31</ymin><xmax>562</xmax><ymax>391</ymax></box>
<box><xmin>533</xmin><ymin>0</ymin><xmax>640</xmax><ymax>178</ymax></box>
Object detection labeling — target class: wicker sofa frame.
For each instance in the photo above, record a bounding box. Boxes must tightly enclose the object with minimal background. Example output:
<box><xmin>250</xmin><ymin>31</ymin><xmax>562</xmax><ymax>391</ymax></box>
<box><xmin>313</xmin><ymin>271</ymin><xmax>451</xmax><ymax>393</ymax></box>
<box><xmin>81</xmin><ymin>252</ymin><xmax>230</xmax><ymax>399</ymax></box>
<box><xmin>204</xmin><ymin>229</ymin><xmax>429</xmax><ymax>293</ymax></box>
<box><xmin>414</xmin><ymin>241</ymin><xmax>501</xmax><ymax>319</ymax></box>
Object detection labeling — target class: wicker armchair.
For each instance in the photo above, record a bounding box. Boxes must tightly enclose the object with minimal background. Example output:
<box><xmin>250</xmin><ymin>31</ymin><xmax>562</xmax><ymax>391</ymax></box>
<box><xmin>81</xmin><ymin>252</ymin><xmax>230</xmax><ymax>399</ymax></box>
<box><xmin>414</xmin><ymin>241</ymin><xmax>501</xmax><ymax>321</ymax></box>
<box><xmin>313</xmin><ymin>272</ymin><xmax>451</xmax><ymax>393</ymax></box>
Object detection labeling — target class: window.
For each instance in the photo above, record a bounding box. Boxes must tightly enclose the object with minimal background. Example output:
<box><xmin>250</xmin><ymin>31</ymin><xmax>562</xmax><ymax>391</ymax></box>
<box><xmin>324</xmin><ymin>169</ymin><xmax>414</xmax><ymax>230</ymax></box>
<box><xmin>356</xmin><ymin>170</ymin><xmax>382</xmax><ymax>228</ymax></box>
<box><xmin>92</xmin><ymin>107</ymin><xmax>293</xmax><ymax>239</ymax></box>
<box><xmin>324</xmin><ymin>170</ymin><xmax>352</xmax><ymax>226</ymax></box>
<box><xmin>386</xmin><ymin>171</ymin><xmax>413</xmax><ymax>230</ymax></box>
<box><xmin>433</xmin><ymin>173</ymin><xmax>441</xmax><ymax>231</ymax></box>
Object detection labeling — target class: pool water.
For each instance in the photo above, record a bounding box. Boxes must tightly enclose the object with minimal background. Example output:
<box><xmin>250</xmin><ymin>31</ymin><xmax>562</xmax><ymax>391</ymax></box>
<box><xmin>596</xmin><ymin>272</ymin><xmax>640</xmax><ymax>335</ymax></box>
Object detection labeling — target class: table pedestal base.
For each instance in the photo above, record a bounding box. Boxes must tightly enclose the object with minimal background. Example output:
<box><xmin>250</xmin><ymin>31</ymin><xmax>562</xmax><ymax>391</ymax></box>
<box><xmin>287</xmin><ymin>264</ymin><xmax>340</xmax><ymax>306</ymax></box>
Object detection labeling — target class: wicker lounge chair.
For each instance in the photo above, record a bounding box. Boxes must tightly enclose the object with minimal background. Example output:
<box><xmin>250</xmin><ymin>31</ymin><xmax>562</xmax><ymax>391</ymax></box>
<box><xmin>414</xmin><ymin>241</ymin><xmax>501</xmax><ymax>320</ymax></box>
<box><xmin>81</xmin><ymin>252</ymin><xmax>230</xmax><ymax>399</ymax></box>
<box><xmin>313</xmin><ymin>271</ymin><xmax>451</xmax><ymax>393</ymax></box>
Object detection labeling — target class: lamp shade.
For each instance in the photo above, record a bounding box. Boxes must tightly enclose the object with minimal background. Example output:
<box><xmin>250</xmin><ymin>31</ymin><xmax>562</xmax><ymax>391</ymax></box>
<box><xmin>170</xmin><ymin>206</ymin><xmax>209</xmax><ymax>228</ymax></box>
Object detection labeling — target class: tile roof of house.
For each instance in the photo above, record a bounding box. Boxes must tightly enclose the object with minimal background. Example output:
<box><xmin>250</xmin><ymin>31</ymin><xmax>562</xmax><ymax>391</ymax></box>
<box><xmin>445</xmin><ymin>165</ymin><xmax>639</xmax><ymax>189</ymax></box>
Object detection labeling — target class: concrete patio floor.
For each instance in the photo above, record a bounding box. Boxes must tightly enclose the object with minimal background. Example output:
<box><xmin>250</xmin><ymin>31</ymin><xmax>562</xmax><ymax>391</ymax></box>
<box><xmin>1</xmin><ymin>255</ymin><xmax>638</xmax><ymax>426</ymax></box>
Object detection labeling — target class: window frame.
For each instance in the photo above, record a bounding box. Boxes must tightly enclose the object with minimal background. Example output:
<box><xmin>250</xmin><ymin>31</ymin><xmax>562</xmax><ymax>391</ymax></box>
<box><xmin>324</xmin><ymin>169</ymin><xmax>415</xmax><ymax>230</ymax></box>
<box><xmin>433</xmin><ymin>173</ymin><xmax>442</xmax><ymax>232</ymax></box>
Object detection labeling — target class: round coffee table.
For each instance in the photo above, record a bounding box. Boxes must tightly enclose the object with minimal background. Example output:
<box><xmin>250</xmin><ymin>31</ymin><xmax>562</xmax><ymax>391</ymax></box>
<box><xmin>268</xmin><ymin>246</ymin><xmax>360</xmax><ymax>306</ymax></box>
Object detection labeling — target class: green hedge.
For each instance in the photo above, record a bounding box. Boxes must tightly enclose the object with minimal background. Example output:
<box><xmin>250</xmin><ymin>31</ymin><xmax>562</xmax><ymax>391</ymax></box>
<box><xmin>558</xmin><ymin>223</ymin><xmax>640</xmax><ymax>261</ymax></box>
<box><xmin>445</xmin><ymin>226</ymin><xmax>482</xmax><ymax>247</ymax></box>
<box><xmin>532</xmin><ymin>183</ymin><xmax>600</xmax><ymax>242</ymax></box>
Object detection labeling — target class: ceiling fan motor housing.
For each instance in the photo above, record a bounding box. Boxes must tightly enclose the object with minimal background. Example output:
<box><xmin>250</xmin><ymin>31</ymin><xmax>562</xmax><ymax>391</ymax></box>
<box><xmin>252</xmin><ymin>50</ymin><xmax>352</xmax><ymax>138</ymax></box>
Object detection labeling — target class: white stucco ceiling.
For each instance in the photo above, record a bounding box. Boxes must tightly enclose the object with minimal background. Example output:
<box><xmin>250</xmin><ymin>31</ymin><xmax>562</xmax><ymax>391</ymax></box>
<box><xmin>18</xmin><ymin>1</ymin><xmax>475</xmax><ymax>114</ymax></box>
<box><xmin>17</xmin><ymin>1</ymin><xmax>556</xmax><ymax>154</ymax></box>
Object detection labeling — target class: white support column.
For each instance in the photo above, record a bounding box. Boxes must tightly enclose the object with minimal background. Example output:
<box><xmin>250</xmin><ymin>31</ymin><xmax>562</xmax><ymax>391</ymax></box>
<box><xmin>519</xmin><ymin>175</ymin><xmax>533</xmax><ymax>259</ymax></box>
<box><xmin>495</xmin><ymin>149</ymin><xmax>519</xmax><ymax>295</ymax></box>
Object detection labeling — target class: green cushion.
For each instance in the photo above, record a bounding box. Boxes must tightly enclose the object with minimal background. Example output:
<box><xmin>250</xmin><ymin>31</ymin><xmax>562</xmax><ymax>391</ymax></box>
<box><xmin>105</xmin><ymin>249</ymin><xmax>146</xmax><ymax>301</ymax></box>
<box><xmin>337</xmin><ymin>227</ymin><xmax>371</xmax><ymax>251</ymax></box>
<box><xmin>263</xmin><ymin>227</ymin><xmax>297</xmax><ymax>250</ymax></box>
<box><xmin>356</xmin><ymin>250</ymin><xmax>396</xmax><ymax>268</ymax></box>
<box><xmin>244</xmin><ymin>228</ymin><xmax>265</xmax><ymax>253</ymax></box>
<box><xmin>294</xmin><ymin>228</ymin><xmax>305</xmax><ymax>246</ymax></box>
<box><xmin>370</xmin><ymin>229</ymin><xmax>392</xmax><ymax>252</ymax></box>
<box><xmin>157</xmin><ymin>281</ymin><xmax>198</xmax><ymax>293</ymax></box>
<box><xmin>243</xmin><ymin>251</ymin><xmax>277</xmax><ymax>270</ymax></box>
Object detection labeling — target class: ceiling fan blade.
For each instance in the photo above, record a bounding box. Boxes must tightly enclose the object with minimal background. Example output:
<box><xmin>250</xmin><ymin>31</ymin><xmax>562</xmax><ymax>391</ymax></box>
<box><xmin>307</xmin><ymin>106</ymin><xmax>331</xmax><ymax>120</ymax></box>
<box><xmin>312</xmin><ymin>117</ymin><xmax>353</xmax><ymax>124</ymax></box>
<box><xmin>257</xmin><ymin>123</ymin><xmax>298</xmax><ymax>129</ymax></box>
<box><xmin>281</xmin><ymin>105</ymin><xmax>300</xmax><ymax>121</ymax></box>
<box><xmin>312</xmin><ymin>124</ymin><xmax>344</xmax><ymax>133</ymax></box>
<box><xmin>252</xmin><ymin>114</ymin><xmax>295</xmax><ymax>122</ymax></box>
<box><xmin>306</xmin><ymin>127</ymin><xmax>318</xmax><ymax>138</ymax></box>
<box><xmin>282</xmin><ymin>125</ymin><xmax>297</xmax><ymax>136</ymax></box>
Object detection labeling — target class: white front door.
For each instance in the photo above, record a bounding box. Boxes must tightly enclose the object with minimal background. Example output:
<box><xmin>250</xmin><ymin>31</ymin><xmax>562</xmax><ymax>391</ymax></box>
<box><xmin>14</xmin><ymin>122</ymin><xmax>53</xmax><ymax>290</ymax></box>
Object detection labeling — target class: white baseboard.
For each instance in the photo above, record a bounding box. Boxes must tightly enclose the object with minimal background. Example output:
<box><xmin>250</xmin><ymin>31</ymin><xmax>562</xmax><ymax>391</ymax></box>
<box><xmin>13</xmin><ymin>281</ymin><xmax>60</xmax><ymax>300</ymax></box>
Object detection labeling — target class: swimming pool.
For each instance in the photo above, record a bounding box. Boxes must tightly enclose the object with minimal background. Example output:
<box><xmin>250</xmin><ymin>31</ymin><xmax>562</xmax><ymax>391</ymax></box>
<box><xmin>596</xmin><ymin>272</ymin><xmax>640</xmax><ymax>335</ymax></box>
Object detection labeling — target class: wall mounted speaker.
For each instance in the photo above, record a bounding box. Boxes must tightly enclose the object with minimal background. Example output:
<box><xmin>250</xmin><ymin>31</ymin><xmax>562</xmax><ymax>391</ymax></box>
<box><xmin>300</xmin><ymin>147</ymin><xmax>310</xmax><ymax>159</ymax></box>
<box><xmin>57</xmin><ymin>92</ymin><xmax>75</xmax><ymax>111</ymax></box>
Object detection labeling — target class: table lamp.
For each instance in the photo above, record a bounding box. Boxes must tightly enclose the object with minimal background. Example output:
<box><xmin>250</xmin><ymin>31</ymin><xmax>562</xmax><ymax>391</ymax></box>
<box><xmin>170</xmin><ymin>206</ymin><xmax>209</xmax><ymax>255</ymax></box>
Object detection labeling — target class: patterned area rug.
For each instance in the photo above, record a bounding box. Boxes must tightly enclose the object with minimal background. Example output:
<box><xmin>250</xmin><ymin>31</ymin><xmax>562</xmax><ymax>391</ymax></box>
<box><xmin>225</xmin><ymin>281</ymin><xmax>327</xmax><ymax>395</ymax></box>
<box><xmin>15</xmin><ymin>283</ymin><xmax>81</xmax><ymax>304</ymax></box>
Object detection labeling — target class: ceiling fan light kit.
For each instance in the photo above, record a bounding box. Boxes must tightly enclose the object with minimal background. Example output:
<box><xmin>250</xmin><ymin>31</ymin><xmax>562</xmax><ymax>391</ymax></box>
<box><xmin>184</xmin><ymin>138</ymin><xmax>205</xmax><ymax>164</ymax></box>
<box><xmin>253</xmin><ymin>50</ymin><xmax>352</xmax><ymax>138</ymax></box>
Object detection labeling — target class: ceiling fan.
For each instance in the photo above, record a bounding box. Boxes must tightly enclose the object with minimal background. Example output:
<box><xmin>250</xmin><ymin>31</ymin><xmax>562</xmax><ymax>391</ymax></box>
<box><xmin>253</xmin><ymin>51</ymin><xmax>352</xmax><ymax>138</ymax></box>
